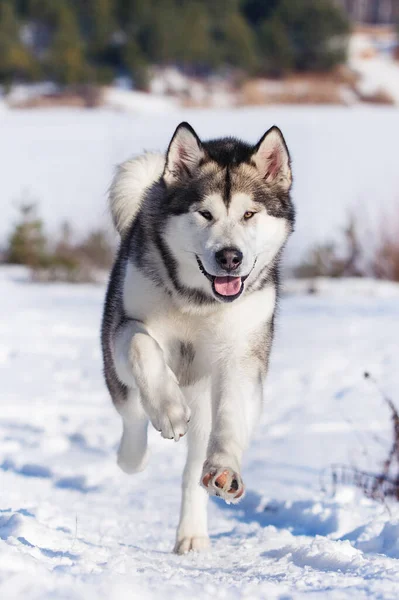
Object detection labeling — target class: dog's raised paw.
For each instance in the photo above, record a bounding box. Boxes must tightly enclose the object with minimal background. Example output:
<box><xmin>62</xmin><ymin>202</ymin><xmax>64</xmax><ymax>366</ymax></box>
<box><xmin>145</xmin><ymin>374</ymin><xmax>191</xmax><ymax>442</ymax></box>
<box><xmin>201</xmin><ymin>467</ymin><xmax>245</xmax><ymax>504</ymax></box>
<box><xmin>174</xmin><ymin>536</ymin><xmax>210</xmax><ymax>555</ymax></box>
<box><xmin>154</xmin><ymin>400</ymin><xmax>191</xmax><ymax>442</ymax></box>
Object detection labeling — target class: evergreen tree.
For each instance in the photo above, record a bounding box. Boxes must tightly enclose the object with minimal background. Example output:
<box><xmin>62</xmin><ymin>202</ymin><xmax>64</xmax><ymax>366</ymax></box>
<box><xmin>262</xmin><ymin>0</ymin><xmax>350</xmax><ymax>73</ymax></box>
<box><xmin>0</xmin><ymin>0</ymin><xmax>38</xmax><ymax>85</ymax></box>
<box><xmin>147</xmin><ymin>0</ymin><xmax>181</xmax><ymax>64</ymax></box>
<box><xmin>84</xmin><ymin>0</ymin><xmax>119</xmax><ymax>84</ymax></box>
<box><xmin>259</xmin><ymin>15</ymin><xmax>294</xmax><ymax>75</ymax></box>
<box><xmin>178</xmin><ymin>1</ymin><xmax>212</xmax><ymax>69</ymax></box>
<box><xmin>7</xmin><ymin>203</ymin><xmax>48</xmax><ymax>267</ymax></box>
<box><xmin>89</xmin><ymin>0</ymin><xmax>115</xmax><ymax>54</ymax></box>
<box><xmin>118</xmin><ymin>0</ymin><xmax>153</xmax><ymax>29</ymax></box>
<box><xmin>48</xmin><ymin>1</ymin><xmax>88</xmax><ymax>85</ymax></box>
<box><xmin>203</xmin><ymin>0</ymin><xmax>238</xmax><ymax>22</ymax></box>
<box><xmin>25</xmin><ymin>0</ymin><xmax>57</xmax><ymax>21</ymax></box>
<box><xmin>123</xmin><ymin>36</ymin><xmax>148</xmax><ymax>89</ymax></box>
<box><xmin>241</xmin><ymin>0</ymin><xmax>280</xmax><ymax>28</ymax></box>
<box><xmin>222</xmin><ymin>11</ymin><xmax>259</xmax><ymax>71</ymax></box>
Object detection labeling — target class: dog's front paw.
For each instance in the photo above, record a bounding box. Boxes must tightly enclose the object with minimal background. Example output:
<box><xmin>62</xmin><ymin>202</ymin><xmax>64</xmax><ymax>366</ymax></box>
<box><xmin>201</xmin><ymin>465</ymin><xmax>245</xmax><ymax>504</ymax></box>
<box><xmin>150</xmin><ymin>379</ymin><xmax>191</xmax><ymax>442</ymax></box>
<box><xmin>156</xmin><ymin>400</ymin><xmax>191</xmax><ymax>441</ymax></box>
<box><xmin>174</xmin><ymin>536</ymin><xmax>210</xmax><ymax>555</ymax></box>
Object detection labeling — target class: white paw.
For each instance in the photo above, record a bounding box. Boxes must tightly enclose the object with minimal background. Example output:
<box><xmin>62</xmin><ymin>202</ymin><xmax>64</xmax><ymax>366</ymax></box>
<box><xmin>201</xmin><ymin>465</ymin><xmax>245</xmax><ymax>504</ymax></box>
<box><xmin>149</xmin><ymin>379</ymin><xmax>191</xmax><ymax>442</ymax></box>
<box><xmin>174</xmin><ymin>536</ymin><xmax>210</xmax><ymax>555</ymax></box>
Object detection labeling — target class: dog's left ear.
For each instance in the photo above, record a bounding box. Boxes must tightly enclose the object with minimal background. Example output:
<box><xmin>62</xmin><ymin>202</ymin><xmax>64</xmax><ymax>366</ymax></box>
<box><xmin>252</xmin><ymin>126</ymin><xmax>292</xmax><ymax>191</ymax></box>
<box><xmin>164</xmin><ymin>122</ymin><xmax>204</xmax><ymax>185</ymax></box>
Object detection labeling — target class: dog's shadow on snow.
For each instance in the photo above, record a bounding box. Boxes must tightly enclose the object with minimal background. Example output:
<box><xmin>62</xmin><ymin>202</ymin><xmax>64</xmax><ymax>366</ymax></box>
<box><xmin>0</xmin><ymin>459</ymin><xmax>102</xmax><ymax>494</ymax></box>
<box><xmin>210</xmin><ymin>488</ymin><xmax>340</xmax><ymax>540</ymax></box>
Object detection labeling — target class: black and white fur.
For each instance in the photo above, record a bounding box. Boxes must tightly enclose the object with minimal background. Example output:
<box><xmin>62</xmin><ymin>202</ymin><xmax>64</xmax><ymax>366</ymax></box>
<box><xmin>101</xmin><ymin>122</ymin><xmax>294</xmax><ymax>554</ymax></box>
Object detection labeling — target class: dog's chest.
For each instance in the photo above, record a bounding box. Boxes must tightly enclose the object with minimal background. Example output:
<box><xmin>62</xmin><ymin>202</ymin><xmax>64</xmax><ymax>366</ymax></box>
<box><xmin>148</xmin><ymin>308</ymin><xmax>216</xmax><ymax>386</ymax></box>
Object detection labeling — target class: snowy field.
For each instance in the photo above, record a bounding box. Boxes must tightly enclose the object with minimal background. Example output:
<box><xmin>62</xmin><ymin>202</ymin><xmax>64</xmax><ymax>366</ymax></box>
<box><xmin>1</xmin><ymin>106</ymin><xmax>399</xmax><ymax>266</ymax></box>
<box><xmin>2</xmin><ymin>267</ymin><xmax>399</xmax><ymax>599</ymax></box>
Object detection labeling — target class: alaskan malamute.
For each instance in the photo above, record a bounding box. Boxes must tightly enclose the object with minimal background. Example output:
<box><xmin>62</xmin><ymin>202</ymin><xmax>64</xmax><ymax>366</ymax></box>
<box><xmin>101</xmin><ymin>122</ymin><xmax>294</xmax><ymax>553</ymax></box>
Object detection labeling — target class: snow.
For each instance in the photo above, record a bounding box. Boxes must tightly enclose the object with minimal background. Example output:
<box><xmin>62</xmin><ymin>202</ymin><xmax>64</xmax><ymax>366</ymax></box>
<box><xmin>284</xmin><ymin>277</ymin><xmax>399</xmax><ymax>298</ymax></box>
<box><xmin>351</xmin><ymin>55</ymin><xmax>399</xmax><ymax>104</ymax></box>
<box><xmin>2</xmin><ymin>266</ymin><xmax>399</xmax><ymax>598</ymax></box>
<box><xmin>149</xmin><ymin>67</ymin><xmax>190</xmax><ymax>95</ymax></box>
<box><xmin>4</xmin><ymin>83</ymin><xmax>59</xmax><ymax>108</ymax></box>
<box><xmin>101</xmin><ymin>87</ymin><xmax>178</xmax><ymax>114</ymax></box>
<box><xmin>1</xmin><ymin>106</ymin><xmax>399</xmax><ymax>269</ymax></box>
<box><xmin>348</xmin><ymin>32</ymin><xmax>399</xmax><ymax>104</ymax></box>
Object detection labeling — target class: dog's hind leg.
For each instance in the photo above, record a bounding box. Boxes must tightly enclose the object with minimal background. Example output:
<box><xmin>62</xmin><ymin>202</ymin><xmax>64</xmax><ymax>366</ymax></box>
<box><xmin>116</xmin><ymin>390</ymin><xmax>149</xmax><ymax>474</ymax></box>
<box><xmin>174</xmin><ymin>383</ymin><xmax>211</xmax><ymax>554</ymax></box>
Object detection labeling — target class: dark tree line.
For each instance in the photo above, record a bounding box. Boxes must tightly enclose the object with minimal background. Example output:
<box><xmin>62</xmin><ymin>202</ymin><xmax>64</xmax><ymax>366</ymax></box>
<box><xmin>0</xmin><ymin>0</ymin><xmax>350</xmax><ymax>88</ymax></box>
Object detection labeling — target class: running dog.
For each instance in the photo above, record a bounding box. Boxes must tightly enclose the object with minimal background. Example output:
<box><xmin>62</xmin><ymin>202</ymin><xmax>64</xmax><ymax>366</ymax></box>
<box><xmin>101</xmin><ymin>122</ymin><xmax>294</xmax><ymax>553</ymax></box>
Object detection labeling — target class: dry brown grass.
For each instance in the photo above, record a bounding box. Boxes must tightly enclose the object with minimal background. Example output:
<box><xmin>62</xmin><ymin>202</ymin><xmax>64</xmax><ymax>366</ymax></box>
<box><xmin>294</xmin><ymin>217</ymin><xmax>363</xmax><ymax>278</ymax></box>
<box><xmin>372</xmin><ymin>223</ymin><xmax>399</xmax><ymax>282</ymax></box>
<box><xmin>330</xmin><ymin>64</ymin><xmax>360</xmax><ymax>86</ymax></box>
<box><xmin>9</xmin><ymin>86</ymin><xmax>103</xmax><ymax>109</ymax></box>
<box><xmin>295</xmin><ymin>210</ymin><xmax>399</xmax><ymax>283</ymax></box>
<box><xmin>239</xmin><ymin>74</ymin><xmax>353</xmax><ymax>106</ymax></box>
<box><xmin>359</xmin><ymin>89</ymin><xmax>395</xmax><ymax>105</ymax></box>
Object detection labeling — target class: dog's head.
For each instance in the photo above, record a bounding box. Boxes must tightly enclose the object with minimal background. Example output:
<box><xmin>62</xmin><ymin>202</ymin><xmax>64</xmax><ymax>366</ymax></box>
<box><xmin>161</xmin><ymin>122</ymin><xmax>295</xmax><ymax>304</ymax></box>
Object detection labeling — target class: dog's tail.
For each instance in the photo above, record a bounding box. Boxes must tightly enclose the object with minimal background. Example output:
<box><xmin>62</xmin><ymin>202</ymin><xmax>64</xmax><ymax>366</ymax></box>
<box><xmin>109</xmin><ymin>152</ymin><xmax>165</xmax><ymax>236</ymax></box>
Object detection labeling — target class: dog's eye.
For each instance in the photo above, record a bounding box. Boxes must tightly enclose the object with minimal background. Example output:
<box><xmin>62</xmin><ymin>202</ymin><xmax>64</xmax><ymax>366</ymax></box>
<box><xmin>243</xmin><ymin>211</ymin><xmax>255</xmax><ymax>220</ymax></box>
<box><xmin>199</xmin><ymin>211</ymin><xmax>213</xmax><ymax>221</ymax></box>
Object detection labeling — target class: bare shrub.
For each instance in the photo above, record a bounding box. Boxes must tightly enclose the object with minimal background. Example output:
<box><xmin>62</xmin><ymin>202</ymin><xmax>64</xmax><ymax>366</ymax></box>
<box><xmin>76</xmin><ymin>229</ymin><xmax>114</xmax><ymax>270</ymax></box>
<box><xmin>53</xmin><ymin>222</ymin><xmax>114</xmax><ymax>271</ymax></box>
<box><xmin>295</xmin><ymin>210</ymin><xmax>399</xmax><ymax>283</ymax></box>
<box><xmin>371</xmin><ymin>223</ymin><xmax>399</xmax><ymax>282</ymax></box>
<box><xmin>294</xmin><ymin>217</ymin><xmax>363</xmax><ymax>278</ymax></box>
<box><xmin>321</xmin><ymin>373</ymin><xmax>399</xmax><ymax>503</ymax></box>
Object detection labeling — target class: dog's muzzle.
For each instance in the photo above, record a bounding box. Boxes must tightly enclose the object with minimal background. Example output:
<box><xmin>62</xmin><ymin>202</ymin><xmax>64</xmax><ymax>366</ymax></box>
<box><xmin>196</xmin><ymin>256</ymin><xmax>251</xmax><ymax>302</ymax></box>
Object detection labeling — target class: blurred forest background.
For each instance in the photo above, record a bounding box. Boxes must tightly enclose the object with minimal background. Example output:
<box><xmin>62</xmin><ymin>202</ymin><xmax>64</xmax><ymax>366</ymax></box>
<box><xmin>0</xmin><ymin>0</ymin><xmax>351</xmax><ymax>88</ymax></box>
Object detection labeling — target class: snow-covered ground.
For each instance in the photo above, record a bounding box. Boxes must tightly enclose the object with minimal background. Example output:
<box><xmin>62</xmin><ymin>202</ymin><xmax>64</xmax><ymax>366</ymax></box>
<box><xmin>2</xmin><ymin>266</ymin><xmax>399</xmax><ymax>599</ymax></box>
<box><xmin>1</xmin><ymin>106</ymin><xmax>399</xmax><ymax>268</ymax></box>
<box><xmin>352</xmin><ymin>55</ymin><xmax>399</xmax><ymax>104</ymax></box>
<box><xmin>349</xmin><ymin>31</ymin><xmax>399</xmax><ymax>104</ymax></box>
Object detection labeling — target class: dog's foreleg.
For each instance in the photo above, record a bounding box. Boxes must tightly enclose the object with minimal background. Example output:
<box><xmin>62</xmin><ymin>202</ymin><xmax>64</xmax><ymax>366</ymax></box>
<box><xmin>201</xmin><ymin>361</ymin><xmax>263</xmax><ymax>503</ymax></box>
<box><xmin>174</xmin><ymin>388</ymin><xmax>211</xmax><ymax>554</ymax></box>
<box><xmin>114</xmin><ymin>319</ymin><xmax>191</xmax><ymax>441</ymax></box>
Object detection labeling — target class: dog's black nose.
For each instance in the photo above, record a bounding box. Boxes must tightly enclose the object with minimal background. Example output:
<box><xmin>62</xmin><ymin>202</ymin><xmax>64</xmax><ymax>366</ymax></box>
<box><xmin>215</xmin><ymin>248</ymin><xmax>243</xmax><ymax>272</ymax></box>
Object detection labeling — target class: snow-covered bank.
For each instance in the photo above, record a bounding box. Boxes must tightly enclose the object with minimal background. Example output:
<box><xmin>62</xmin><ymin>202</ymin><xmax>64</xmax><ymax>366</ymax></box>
<box><xmin>1</xmin><ymin>106</ymin><xmax>399</xmax><ymax>268</ymax></box>
<box><xmin>284</xmin><ymin>276</ymin><xmax>399</xmax><ymax>298</ymax></box>
<box><xmin>349</xmin><ymin>30</ymin><xmax>399</xmax><ymax>105</ymax></box>
<box><xmin>1</xmin><ymin>268</ymin><xmax>399</xmax><ymax>599</ymax></box>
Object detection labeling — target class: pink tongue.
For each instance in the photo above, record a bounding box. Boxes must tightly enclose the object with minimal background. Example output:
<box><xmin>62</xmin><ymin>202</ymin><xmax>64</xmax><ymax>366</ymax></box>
<box><xmin>214</xmin><ymin>276</ymin><xmax>242</xmax><ymax>296</ymax></box>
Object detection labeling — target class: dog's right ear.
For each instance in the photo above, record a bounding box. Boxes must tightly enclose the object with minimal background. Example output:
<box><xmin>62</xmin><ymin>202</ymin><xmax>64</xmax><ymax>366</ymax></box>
<box><xmin>252</xmin><ymin>126</ymin><xmax>292</xmax><ymax>192</ymax></box>
<box><xmin>164</xmin><ymin>122</ymin><xmax>204</xmax><ymax>185</ymax></box>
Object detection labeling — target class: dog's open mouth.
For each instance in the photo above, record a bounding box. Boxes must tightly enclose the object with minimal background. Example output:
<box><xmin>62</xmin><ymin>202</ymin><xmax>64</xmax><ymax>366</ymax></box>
<box><xmin>196</xmin><ymin>256</ymin><xmax>248</xmax><ymax>302</ymax></box>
